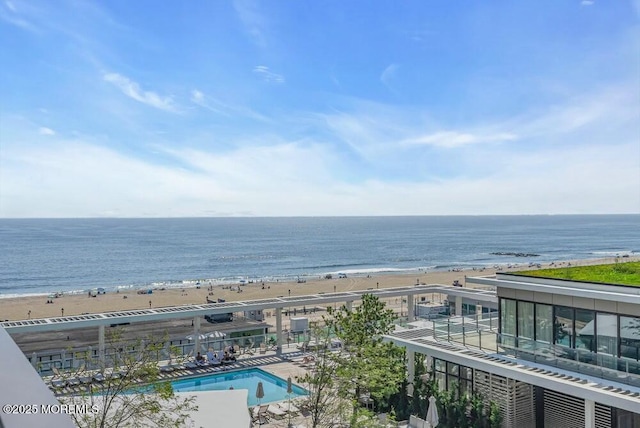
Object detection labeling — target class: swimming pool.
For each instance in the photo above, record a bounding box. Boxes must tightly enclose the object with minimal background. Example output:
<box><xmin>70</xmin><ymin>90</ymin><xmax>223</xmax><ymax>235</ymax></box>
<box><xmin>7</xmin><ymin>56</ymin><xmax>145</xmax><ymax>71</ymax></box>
<box><xmin>171</xmin><ymin>368</ymin><xmax>307</xmax><ymax>406</ymax></box>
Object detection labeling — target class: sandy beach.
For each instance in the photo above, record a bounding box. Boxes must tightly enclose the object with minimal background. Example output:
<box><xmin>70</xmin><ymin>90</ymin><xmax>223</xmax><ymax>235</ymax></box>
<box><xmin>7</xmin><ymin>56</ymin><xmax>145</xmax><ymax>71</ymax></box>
<box><xmin>1</xmin><ymin>256</ymin><xmax>635</xmax><ymax>322</ymax></box>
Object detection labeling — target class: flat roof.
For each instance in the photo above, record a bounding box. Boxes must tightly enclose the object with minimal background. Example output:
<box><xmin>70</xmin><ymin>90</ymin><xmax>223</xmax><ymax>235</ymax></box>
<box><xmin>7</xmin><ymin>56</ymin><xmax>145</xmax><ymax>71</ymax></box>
<box><xmin>1</xmin><ymin>284</ymin><xmax>496</xmax><ymax>334</ymax></box>
<box><xmin>467</xmin><ymin>275</ymin><xmax>640</xmax><ymax>305</ymax></box>
<box><xmin>506</xmin><ymin>262</ymin><xmax>640</xmax><ymax>287</ymax></box>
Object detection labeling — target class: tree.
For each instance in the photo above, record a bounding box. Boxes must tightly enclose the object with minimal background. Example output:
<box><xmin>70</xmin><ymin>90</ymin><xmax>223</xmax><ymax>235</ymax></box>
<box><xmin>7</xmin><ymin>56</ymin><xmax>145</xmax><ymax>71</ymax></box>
<box><xmin>297</xmin><ymin>294</ymin><xmax>406</xmax><ymax>426</ymax></box>
<box><xmin>325</xmin><ymin>294</ymin><xmax>406</xmax><ymax>425</ymax></box>
<box><xmin>297</xmin><ymin>325</ymin><xmax>348</xmax><ymax>428</ymax></box>
<box><xmin>58</xmin><ymin>328</ymin><xmax>197</xmax><ymax>428</ymax></box>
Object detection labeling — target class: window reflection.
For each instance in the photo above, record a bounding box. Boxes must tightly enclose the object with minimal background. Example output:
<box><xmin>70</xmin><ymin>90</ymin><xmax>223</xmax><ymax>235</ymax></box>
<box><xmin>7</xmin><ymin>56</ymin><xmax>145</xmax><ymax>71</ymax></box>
<box><xmin>620</xmin><ymin>316</ymin><xmax>640</xmax><ymax>361</ymax></box>
<box><xmin>535</xmin><ymin>304</ymin><xmax>552</xmax><ymax>343</ymax></box>
<box><xmin>596</xmin><ymin>313</ymin><xmax>618</xmax><ymax>356</ymax></box>
<box><xmin>518</xmin><ymin>301</ymin><xmax>534</xmax><ymax>340</ymax></box>
<box><xmin>575</xmin><ymin>309</ymin><xmax>595</xmax><ymax>352</ymax></box>
<box><xmin>554</xmin><ymin>306</ymin><xmax>573</xmax><ymax>348</ymax></box>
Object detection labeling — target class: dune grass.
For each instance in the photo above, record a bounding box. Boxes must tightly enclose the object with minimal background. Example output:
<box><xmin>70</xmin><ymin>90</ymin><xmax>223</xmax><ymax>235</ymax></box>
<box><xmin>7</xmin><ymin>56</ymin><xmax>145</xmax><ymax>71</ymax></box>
<box><xmin>515</xmin><ymin>261</ymin><xmax>640</xmax><ymax>286</ymax></box>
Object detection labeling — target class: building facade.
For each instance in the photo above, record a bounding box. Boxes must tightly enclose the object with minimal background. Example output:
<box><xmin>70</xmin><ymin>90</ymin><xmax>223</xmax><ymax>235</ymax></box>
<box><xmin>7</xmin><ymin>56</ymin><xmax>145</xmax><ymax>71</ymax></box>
<box><xmin>388</xmin><ymin>272</ymin><xmax>640</xmax><ymax>428</ymax></box>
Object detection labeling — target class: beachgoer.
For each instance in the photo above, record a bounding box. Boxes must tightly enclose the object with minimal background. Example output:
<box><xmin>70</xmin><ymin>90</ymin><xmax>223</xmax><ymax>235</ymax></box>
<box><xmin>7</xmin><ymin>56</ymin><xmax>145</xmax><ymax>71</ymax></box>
<box><xmin>196</xmin><ymin>352</ymin><xmax>204</xmax><ymax>363</ymax></box>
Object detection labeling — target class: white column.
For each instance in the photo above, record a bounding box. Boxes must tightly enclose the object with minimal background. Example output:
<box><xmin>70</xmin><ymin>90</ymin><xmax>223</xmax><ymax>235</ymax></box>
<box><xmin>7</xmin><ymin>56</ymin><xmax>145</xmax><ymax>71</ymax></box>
<box><xmin>194</xmin><ymin>317</ymin><xmax>201</xmax><ymax>354</ymax></box>
<box><xmin>98</xmin><ymin>325</ymin><xmax>105</xmax><ymax>365</ymax></box>
<box><xmin>346</xmin><ymin>300</ymin><xmax>353</xmax><ymax>311</ymax></box>
<box><xmin>585</xmin><ymin>399</ymin><xmax>595</xmax><ymax>428</ymax></box>
<box><xmin>407</xmin><ymin>349</ymin><xmax>415</xmax><ymax>396</ymax></box>
<box><xmin>407</xmin><ymin>294</ymin><xmax>415</xmax><ymax>322</ymax></box>
<box><xmin>276</xmin><ymin>307</ymin><xmax>283</xmax><ymax>355</ymax></box>
<box><xmin>455</xmin><ymin>296</ymin><xmax>463</xmax><ymax>316</ymax></box>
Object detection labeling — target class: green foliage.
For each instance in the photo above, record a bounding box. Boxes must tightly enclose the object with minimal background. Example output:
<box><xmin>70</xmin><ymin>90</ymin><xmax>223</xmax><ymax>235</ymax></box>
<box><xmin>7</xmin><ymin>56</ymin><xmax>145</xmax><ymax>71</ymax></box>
<box><xmin>516</xmin><ymin>261</ymin><xmax>640</xmax><ymax>286</ymax></box>
<box><xmin>59</xmin><ymin>328</ymin><xmax>197</xmax><ymax>428</ymax></box>
<box><xmin>388</xmin><ymin>379</ymin><xmax>410</xmax><ymax>421</ymax></box>
<box><xmin>325</xmin><ymin>294</ymin><xmax>406</xmax><ymax>416</ymax></box>
<box><xmin>468</xmin><ymin>393</ymin><xmax>485</xmax><ymax>428</ymax></box>
<box><xmin>301</xmin><ymin>294</ymin><xmax>406</xmax><ymax>427</ymax></box>
<box><xmin>489</xmin><ymin>401</ymin><xmax>502</xmax><ymax>428</ymax></box>
<box><xmin>408</xmin><ymin>362</ymin><xmax>503</xmax><ymax>428</ymax></box>
<box><xmin>296</xmin><ymin>325</ymin><xmax>342</xmax><ymax>428</ymax></box>
<box><xmin>325</xmin><ymin>293</ymin><xmax>397</xmax><ymax>346</ymax></box>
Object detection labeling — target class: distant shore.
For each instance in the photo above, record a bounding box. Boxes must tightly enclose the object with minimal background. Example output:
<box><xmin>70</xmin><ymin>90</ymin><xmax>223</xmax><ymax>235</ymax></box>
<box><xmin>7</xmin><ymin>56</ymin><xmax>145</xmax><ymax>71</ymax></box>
<box><xmin>1</xmin><ymin>256</ymin><xmax>635</xmax><ymax>322</ymax></box>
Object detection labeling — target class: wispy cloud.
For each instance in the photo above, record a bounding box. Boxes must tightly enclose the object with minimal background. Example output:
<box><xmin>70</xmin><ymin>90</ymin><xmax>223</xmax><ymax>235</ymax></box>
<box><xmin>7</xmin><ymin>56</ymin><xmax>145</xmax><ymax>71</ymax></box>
<box><xmin>380</xmin><ymin>64</ymin><xmax>399</xmax><ymax>89</ymax></box>
<box><xmin>253</xmin><ymin>66</ymin><xmax>285</xmax><ymax>84</ymax></box>
<box><xmin>581</xmin><ymin>0</ymin><xmax>595</xmax><ymax>6</ymax></box>
<box><xmin>39</xmin><ymin>127</ymin><xmax>55</xmax><ymax>136</ymax></box>
<box><xmin>190</xmin><ymin>88</ymin><xmax>271</xmax><ymax>122</ymax></box>
<box><xmin>402</xmin><ymin>131</ymin><xmax>518</xmax><ymax>148</ymax></box>
<box><xmin>0</xmin><ymin>0</ymin><xmax>39</xmax><ymax>32</ymax></box>
<box><xmin>233</xmin><ymin>0</ymin><xmax>268</xmax><ymax>48</ymax></box>
<box><xmin>190</xmin><ymin>89</ymin><xmax>228</xmax><ymax>116</ymax></box>
<box><xmin>103</xmin><ymin>73</ymin><xmax>178</xmax><ymax>112</ymax></box>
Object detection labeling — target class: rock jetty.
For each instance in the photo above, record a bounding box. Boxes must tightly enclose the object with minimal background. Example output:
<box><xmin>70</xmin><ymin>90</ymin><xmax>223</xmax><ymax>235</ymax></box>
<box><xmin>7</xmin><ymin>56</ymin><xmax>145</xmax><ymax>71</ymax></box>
<box><xmin>491</xmin><ymin>252</ymin><xmax>540</xmax><ymax>257</ymax></box>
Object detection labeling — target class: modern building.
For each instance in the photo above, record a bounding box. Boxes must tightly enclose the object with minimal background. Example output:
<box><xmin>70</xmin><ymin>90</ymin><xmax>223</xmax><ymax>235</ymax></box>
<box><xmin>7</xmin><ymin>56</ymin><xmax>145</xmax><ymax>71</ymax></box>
<box><xmin>386</xmin><ymin>270</ymin><xmax>640</xmax><ymax>428</ymax></box>
<box><xmin>2</xmin><ymin>271</ymin><xmax>639</xmax><ymax>428</ymax></box>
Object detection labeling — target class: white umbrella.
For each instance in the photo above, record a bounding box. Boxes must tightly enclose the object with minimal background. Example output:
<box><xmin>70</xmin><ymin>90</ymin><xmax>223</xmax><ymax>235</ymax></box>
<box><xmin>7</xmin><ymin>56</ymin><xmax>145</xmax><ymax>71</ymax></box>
<box><xmin>426</xmin><ymin>395</ymin><xmax>439</xmax><ymax>428</ymax></box>
<box><xmin>207</xmin><ymin>331</ymin><xmax>227</xmax><ymax>350</ymax></box>
<box><xmin>185</xmin><ymin>334</ymin><xmax>207</xmax><ymax>341</ymax></box>
<box><xmin>256</xmin><ymin>381</ymin><xmax>265</xmax><ymax>405</ymax></box>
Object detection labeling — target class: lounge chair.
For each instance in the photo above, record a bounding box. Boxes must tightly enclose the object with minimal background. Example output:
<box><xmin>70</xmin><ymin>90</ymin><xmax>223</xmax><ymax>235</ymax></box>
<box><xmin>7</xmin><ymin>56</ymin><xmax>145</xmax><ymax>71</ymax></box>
<box><xmin>267</xmin><ymin>404</ymin><xmax>286</xmax><ymax>418</ymax></box>
<box><xmin>159</xmin><ymin>365</ymin><xmax>174</xmax><ymax>373</ymax></box>
<box><xmin>297</xmin><ymin>340</ymin><xmax>309</xmax><ymax>352</ymax></box>
<box><xmin>252</xmin><ymin>405</ymin><xmax>270</xmax><ymax>425</ymax></box>
<box><xmin>259</xmin><ymin>342</ymin><xmax>267</xmax><ymax>354</ymax></box>
<box><xmin>277</xmin><ymin>401</ymin><xmax>300</xmax><ymax>413</ymax></box>
<box><xmin>184</xmin><ymin>361</ymin><xmax>199</xmax><ymax>370</ymax></box>
<box><xmin>408</xmin><ymin>415</ymin><xmax>427</xmax><ymax>428</ymax></box>
<box><xmin>66</xmin><ymin>376</ymin><xmax>81</xmax><ymax>387</ymax></box>
<box><xmin>92</xmin><ymin>372</ymin><xmax>105</xmax><ymax>383</ymax></box>
<box><xmin>50</xmin><ymin>368</ymin><xmax>67</xmax><ymax>389</ymax></box>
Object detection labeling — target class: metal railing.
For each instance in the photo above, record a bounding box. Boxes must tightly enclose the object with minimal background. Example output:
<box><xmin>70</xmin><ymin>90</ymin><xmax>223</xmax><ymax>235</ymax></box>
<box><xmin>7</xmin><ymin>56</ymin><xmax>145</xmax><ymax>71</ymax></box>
<box><xmin>399</xmin><ymin>313</ymin><xmax>640</xmax><ymax>388</ymax></box>
<box><xmin>29</xmin><ymin>329</ymin><xmax>320</xmax><ymax>376</ymax></box>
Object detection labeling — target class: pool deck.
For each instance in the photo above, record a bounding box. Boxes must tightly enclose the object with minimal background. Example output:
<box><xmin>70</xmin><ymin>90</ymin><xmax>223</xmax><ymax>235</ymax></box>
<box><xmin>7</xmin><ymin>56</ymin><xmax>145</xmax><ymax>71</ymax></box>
<box><xmin>51</xmin><ymin>345</ymin><xmax>323</xmax><ymax>426</ymax></box>
<box><xmin>175</xmin><ymin>349</ymin><xmax>317</xmax><ymax>427</ymax></box>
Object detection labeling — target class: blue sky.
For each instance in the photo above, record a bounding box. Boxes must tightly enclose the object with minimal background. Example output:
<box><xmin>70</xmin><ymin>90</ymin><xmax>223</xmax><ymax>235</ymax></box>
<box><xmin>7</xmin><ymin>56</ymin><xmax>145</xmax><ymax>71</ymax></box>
<box><xmin>1</xmin><ymin>0</ymin><xmax>639</xmax><ymax>217</ymax></box>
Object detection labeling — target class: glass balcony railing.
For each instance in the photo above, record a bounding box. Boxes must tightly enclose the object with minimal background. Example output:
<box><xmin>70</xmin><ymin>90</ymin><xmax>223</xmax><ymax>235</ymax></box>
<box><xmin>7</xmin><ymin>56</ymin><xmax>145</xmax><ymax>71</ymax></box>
<box><xmin>398</xmin><ymin>313</ymin><xmax>640</xmax><ymax>388</ymax></box>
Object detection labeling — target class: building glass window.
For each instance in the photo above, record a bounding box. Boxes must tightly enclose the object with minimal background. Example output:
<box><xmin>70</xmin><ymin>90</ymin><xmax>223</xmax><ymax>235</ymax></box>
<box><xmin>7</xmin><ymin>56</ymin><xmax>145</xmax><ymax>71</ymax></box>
<box><xmin>517</xmin><ymin>301</ymin><xmax>534</xmax><ymax>340</ymax></box>
<box><xmin>435</xmin><ymin>371</ymin><xmax>446</xmax><ymax>390</ymax></box>
<box><xmin>575</xmin><ymin>309</ymin><xmax>596</xmax><ymax>352</ymax></box>
<box><xmin>447</xmin><ymin>362</ymin><xmax>459</xmax><ymax>376</ymax></box>
<box><xmin>433</xmin><ymin>358</ymin><xmax>473</xmax><ymax>396</ymax></box>
<box><xmin>500</xmin><ymin>298</ymin><xmax>516</xmax><ymax>336</ymax></box>
<box><xmin>620</xmin><ymin>316</ymin><xmax>640</xmax><ymax>361</ymax></box>
<box><xmin>535</xmin><ymin>304</ymin><xmax>553</xmax><ymax>343</ymax></box>
<box><xmin>596</xmin><ymin>313</ymin><xmax>618</xmax><ymax>356</ymax></box>
<box><xmin>554</xmin><ymin>306</ymin><xmax>574</xmax><ymax>347</ymax></box>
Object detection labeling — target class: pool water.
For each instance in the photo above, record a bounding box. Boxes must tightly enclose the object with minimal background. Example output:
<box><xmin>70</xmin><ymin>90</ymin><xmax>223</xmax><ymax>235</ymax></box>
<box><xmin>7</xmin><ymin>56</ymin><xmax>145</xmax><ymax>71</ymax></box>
<box><xmin>171</xmin><ymin>368</ymin><xmax>307</xmax><ymax>406</ymax></box>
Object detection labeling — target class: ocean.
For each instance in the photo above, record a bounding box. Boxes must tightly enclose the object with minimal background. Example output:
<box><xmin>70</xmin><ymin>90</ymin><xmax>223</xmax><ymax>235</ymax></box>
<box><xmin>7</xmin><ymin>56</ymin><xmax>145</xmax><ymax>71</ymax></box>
<box><xmin>0</xmin><ymin>215</ymin><xmax>638</xmax><ymax>298</ymax></box>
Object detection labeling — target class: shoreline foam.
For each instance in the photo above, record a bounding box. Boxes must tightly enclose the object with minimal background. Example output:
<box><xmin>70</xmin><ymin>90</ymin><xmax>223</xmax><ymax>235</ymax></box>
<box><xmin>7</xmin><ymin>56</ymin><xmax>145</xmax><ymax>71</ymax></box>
<box><xmin>2</xmin><ymin>255</ymin><xmax>636</xmax><ymax>300</ymax></box>
<box><xmin>0</xmin><ymin>256</ymin><xmax>636</xmax><ymax>322</ymax></box>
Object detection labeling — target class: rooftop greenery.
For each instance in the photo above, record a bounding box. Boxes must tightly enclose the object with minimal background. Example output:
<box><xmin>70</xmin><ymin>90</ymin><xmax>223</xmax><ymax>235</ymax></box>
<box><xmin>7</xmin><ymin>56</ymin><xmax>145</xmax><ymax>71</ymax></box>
<box><xmin>514</xmin><ymin>261</ymin><xmax>640</xmax><ymax>286</ymax></box>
